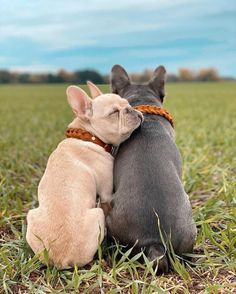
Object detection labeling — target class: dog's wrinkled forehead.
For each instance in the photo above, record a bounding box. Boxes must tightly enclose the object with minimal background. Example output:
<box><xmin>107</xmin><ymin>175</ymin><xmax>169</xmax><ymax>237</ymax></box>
<box><xmin>92</xmin><ymin>94</ymin><xmax>129</xmax><ymax>114</ymax></box>
<box><xmin>123</xmin><ymin>85</ymin><xmax>156</xmax><ymax>99</ymax></box>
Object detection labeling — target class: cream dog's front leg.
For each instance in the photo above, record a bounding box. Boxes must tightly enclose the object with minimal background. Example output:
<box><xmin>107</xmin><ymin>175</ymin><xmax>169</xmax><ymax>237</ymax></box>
<box><xmin>100</xmin><ymin>202</ymin><xmax>112</xmax><ymax>217</ymax></box>
<box><xmin>98</xmin><ymin>176</ymin><xmax>113</xmax><ymax>217</ymax></box>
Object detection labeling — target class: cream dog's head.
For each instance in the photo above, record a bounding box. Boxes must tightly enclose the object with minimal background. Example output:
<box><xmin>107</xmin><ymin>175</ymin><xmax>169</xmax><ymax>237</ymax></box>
<box><xmin>67</xmin><ymin>82</ymin><xmax>143</xmax><ymax>146</ymax></box>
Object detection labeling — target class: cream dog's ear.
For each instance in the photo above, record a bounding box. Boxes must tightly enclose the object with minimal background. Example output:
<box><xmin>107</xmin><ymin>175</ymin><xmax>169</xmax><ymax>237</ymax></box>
<box><xmin>66</xmin><ymin>85</ymin><xmax>92</xmax><ymax>118</ymax></box>
<box><xmin>87</xmin><ymin>81</ymin><xmax>103</xmax><ymax>99</ymax></box>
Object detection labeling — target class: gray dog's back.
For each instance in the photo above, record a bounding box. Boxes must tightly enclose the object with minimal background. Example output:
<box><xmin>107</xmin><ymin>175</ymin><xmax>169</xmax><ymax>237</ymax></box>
<box><xmin>106</xmin><ymin>65</ymin><xmax>197</xmax><ymax>273</ymax></box>
<box><xmin>107</xmin><ymin>117</ymin><xmax>195</xmax><ymax>252</ymax></box>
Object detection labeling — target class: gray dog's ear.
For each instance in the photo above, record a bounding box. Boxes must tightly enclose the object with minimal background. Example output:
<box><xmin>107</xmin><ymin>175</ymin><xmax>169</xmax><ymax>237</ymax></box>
<box><xmin>111</xmin><ymin>64</ymin><xmax>131</xmax><ymax>94</ymax></box>
<box><xmin>148</xmin><ymin>65</ymin><xmax>166</xmax><ymax>101</ymax></box>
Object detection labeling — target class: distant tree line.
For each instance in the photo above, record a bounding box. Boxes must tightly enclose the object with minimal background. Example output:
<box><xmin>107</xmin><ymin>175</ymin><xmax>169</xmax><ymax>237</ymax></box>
<box><xmin>0</xmin><ymin>69</ymin><xmax>106</xmax><ymax>84</ymax></box>
<box><xmin>130</xmin><ymin>68</ymin><xmax>234</xmax><ymax>82</ymax></box>
<box><xmin>0</xmin><ymin>68</ymin><xmax>234</xmax><ymax>84</ymax></box>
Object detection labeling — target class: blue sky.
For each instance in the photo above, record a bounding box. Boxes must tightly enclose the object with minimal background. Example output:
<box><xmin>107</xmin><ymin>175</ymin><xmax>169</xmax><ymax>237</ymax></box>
<box><xmin>1</xmin><ymin>0</ymin><xmax>236</xmax><ymax>76</ymax></box>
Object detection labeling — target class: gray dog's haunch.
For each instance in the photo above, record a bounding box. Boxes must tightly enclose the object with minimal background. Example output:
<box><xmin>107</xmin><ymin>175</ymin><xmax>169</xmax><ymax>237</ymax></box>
<box><xmin>106</xmin><ymin>64</ymin><xmax>197</xmax><ymax>273</ymax></box>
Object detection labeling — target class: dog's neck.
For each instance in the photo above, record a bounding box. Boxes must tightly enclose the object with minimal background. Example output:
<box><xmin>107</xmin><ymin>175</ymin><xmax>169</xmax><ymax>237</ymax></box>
<box><xmin>68</xmin><ymin>117</ymin><xmax>107</xmax><ymax>144</ymax></box>
<box><xmin>66</xmin><ymin>127</ymin><xmax>112</xmax><ymax>153</ymax></box>
<box><xmin>67</xmin><ymin>118</ymin><xmax>113</xmax><ymax>154</ymax></box>
<box><xmin>122</xmin><ymin>89</ymin><xmax>163</xmax><ymax>107</ymax></box>
<box><xmin>133</xmin><ymin>105</ymin><xmax>174</xmax><ymax>127</ymax></box>
<box><xmin>68</xmin><ymin>117</ymin><xmax>89</xmax><ymax>130</ymax></box>
<box><xmin>128</xmin><ymin>97</ymin><xmax>162</xmax><ymax>108</ymax></box>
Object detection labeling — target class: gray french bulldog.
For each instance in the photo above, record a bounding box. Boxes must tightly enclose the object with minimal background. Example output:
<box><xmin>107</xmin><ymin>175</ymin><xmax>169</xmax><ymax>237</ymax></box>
<box><xmin>106</xmin><ymin>64</ymin><xmax>197</xmax><ymax>273</ymax></box>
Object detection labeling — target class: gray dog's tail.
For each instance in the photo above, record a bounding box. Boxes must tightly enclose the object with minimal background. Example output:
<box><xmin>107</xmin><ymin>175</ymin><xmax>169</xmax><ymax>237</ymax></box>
<box><xmin>146</xmin><ymin>244</ymin><xmax>169</xmax><ymax>273</ymax></box>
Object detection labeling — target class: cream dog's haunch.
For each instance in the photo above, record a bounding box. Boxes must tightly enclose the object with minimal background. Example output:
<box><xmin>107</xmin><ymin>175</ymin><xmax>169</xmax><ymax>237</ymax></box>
<box><xmin>26</xmin><ymin>82</ymin><xmax>143</xmax><ymax>268</ymax></box>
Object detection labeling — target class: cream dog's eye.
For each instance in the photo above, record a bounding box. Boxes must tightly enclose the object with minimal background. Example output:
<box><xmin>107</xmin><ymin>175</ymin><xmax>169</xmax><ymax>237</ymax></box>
<box><xmin>110</xmin><ymin>109</ymin><xmax>119</xmax><ymax>116</ymax></box>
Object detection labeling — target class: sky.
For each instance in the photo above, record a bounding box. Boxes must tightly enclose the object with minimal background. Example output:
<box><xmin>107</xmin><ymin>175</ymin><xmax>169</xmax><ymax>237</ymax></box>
<box><xmin>1</xmin><ymin>0</ymin><xmax>236</xmax><ymax>76</ymax></box>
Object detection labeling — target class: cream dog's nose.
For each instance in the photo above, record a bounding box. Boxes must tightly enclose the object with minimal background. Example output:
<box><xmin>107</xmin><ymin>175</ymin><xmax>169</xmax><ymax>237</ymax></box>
<box><xmin>136</xmin><ymin>111</ymin><xmax>144</xmax><ymax>122</ymax></box>
<box><xmin>124</xmin><ymin>107</ymin><xmax>133</xmax><ymax>114</ymax></box>
<box><xmin>124</xmin><ymin>107</ymin><xmax>144</xmax><ymax>122</ymax></box>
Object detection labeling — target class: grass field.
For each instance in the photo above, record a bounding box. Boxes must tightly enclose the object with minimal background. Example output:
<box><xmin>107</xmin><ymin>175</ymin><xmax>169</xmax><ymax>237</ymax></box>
<box><xmin>0</xmin><ymin>82</ymin><xmax>236</xmax><ymax>293</ymax></box>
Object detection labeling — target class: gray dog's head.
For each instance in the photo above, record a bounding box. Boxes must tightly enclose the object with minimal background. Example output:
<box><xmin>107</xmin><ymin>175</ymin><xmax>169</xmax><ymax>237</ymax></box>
<box><xmin>111</xmin><ymin>64</ymin><xmax>167</xmax><ymax>106</ymax></box>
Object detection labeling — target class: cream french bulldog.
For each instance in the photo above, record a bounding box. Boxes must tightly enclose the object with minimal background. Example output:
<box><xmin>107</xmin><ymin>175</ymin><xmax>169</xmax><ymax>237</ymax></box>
<box><xmin>26</xmin><ymin>82</ymin><xmax>143</xmax><ymax>268</ymax></box>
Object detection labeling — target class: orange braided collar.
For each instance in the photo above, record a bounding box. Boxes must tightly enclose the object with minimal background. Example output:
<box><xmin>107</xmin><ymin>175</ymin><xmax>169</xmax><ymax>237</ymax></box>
<box><xmin>66</xmin><ymin>128</ymin><xmax>112</xmax><ymax>153</ymax></box>
<box><xmin>133</xmin><ymin>105</ymin><xmax>174</xmax><ymax>127</ymax></box>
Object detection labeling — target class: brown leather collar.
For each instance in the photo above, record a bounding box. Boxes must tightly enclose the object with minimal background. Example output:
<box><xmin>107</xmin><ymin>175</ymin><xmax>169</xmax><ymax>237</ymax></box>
<box><xmin>66</xmin><ymin>128</ymin><xmax>112</xmax><ymax>153</ymax></box>
<box><xmin>133</xmin><ymin>104</ymin><xmax>174</xmax><ymax>127</ymax></box>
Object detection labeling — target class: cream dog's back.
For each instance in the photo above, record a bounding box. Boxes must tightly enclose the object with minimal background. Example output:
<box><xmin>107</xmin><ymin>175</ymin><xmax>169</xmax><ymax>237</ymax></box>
<box><xmin>26</xmin><ymin>83</ymin><xmax>143</xmax><ymax>268</ymax></box>
<box><xmin>27</xmin><ymin>138</ymin><xmax>112</xmax><ymax>267</ymax></box>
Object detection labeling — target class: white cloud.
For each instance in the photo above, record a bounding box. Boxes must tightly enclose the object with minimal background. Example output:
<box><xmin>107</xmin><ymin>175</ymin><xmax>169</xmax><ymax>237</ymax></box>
<box><xmin>1</xmin><ymin>0</ymin><xmax>236</xmax><ymax>75</ymax></box>
<box><xmin>1</xmin><ymin>0</ymin><xmax>234</xmax><ymax>51</ymax></box>
<box><xmin>0</xmin><ymin>56</ymin><xmax>9</xmax><ymax>63</ymax></box>
<box><xmin>0</xmin><ymin>0</ymin><xmax>193</xmax><ymax>49</ymax></box>
<box><xmin>9</xmin><ymin>64</ymin><xmax>58</xmax><ymax>73</ymax></box>
<box><xmin>126</xmin><ymin>48</ymin><xmax>187</xmax><ymax>60</ymax></box>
